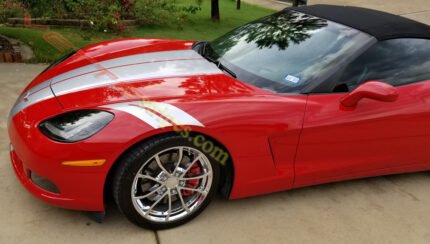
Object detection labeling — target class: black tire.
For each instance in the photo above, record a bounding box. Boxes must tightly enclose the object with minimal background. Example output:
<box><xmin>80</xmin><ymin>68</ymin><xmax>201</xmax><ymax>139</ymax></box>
<box><xmin>112</xmin><ymin>134</ymin><xmax>220</xmax><ymax>230</ymax></box>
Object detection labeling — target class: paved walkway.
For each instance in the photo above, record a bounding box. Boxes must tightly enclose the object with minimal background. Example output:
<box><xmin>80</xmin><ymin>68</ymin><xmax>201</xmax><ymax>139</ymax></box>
<box><xmin>243</xmin><ymin>0</ymin><xmax>430</xmax><ymax>24</ymax></box>
<box><xmin>242</xmin><ymin>0</ymin><xmax>289</xmax><ymax>11</ymax></box>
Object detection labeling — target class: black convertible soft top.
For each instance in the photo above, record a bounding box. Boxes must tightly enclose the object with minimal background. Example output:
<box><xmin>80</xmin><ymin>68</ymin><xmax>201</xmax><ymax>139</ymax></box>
<box><xmin>290</xmin><ymin>4</ymin><xmax>430</xmax><ymax>41</ymax></box>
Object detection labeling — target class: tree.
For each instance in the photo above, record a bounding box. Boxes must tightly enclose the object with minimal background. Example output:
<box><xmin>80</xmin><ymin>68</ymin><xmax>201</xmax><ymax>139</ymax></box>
<box><xmin>211</xmin><ymin>11</ymin><xmax>328</xmax><ymax>58</ymax></box>
<box><xmin>237</xmin><ymin>0</ymin><xmax>241</xmax><ymax>10</ymax></box>
<box><xmin>211</xmin><ymin>0</ymin><xmax>220</xmax><ymax>22</ymax></box>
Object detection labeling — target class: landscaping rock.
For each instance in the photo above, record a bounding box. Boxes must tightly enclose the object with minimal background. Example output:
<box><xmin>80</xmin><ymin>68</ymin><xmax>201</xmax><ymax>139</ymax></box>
<box><xmin>0</xmin><ymin>35</ymin><xmax>34</xmax><ymax>62</ymax></box>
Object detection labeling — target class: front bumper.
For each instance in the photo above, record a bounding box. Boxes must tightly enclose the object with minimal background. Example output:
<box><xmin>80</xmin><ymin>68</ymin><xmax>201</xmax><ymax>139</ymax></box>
<box><xmin>10</xmin><ymin>144</ymin><xmax>70</xmax><ymax>207</ymax></box>
<box><xmin>7</xmin><ymin>98</ymin><xmax>114</xmax><ymax>211</ymax></box>
<box><xmin>7</xmin><ymin>93</ymin><xmax>159</xmax><ymax>212</ymax></box>
<box><xmin>9</xmin><ymin>141</ymin><xmax>108</xmax><ymax>211</ymax></box>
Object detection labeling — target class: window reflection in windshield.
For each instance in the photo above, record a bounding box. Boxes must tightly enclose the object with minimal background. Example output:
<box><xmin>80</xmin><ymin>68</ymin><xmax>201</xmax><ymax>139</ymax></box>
<box><xmin>207</xmin><ymin>11</ymin><xmax>374</xmax><ymax>93</ymax></box>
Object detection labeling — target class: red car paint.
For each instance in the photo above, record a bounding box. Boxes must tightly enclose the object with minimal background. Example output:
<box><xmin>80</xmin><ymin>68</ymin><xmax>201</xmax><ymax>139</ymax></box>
<box><xmin>295</xmin><ymin>81</ymin><xmax>430</xmax><ymax>187</ymax></box>
<box><xmin>8</xmin><ymin>38</ymin><xmax>430</xmax><ymax>213</ymax></box>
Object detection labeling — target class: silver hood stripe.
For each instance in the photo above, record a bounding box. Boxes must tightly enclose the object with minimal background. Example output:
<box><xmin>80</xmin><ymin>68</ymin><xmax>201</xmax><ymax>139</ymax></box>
<box><xmin>52</xmin><ymin>59</ymin><xmax>221</xmax><ymax>96</ymax></box>
<box><xmin>8</xmin><ymin>81</ymin><xmax>54</xmax><ymax>124</ymax></box>
<box><xmin>8</xmin><ymin>50</ymin><xmax>222</xmax><ymax>119</ymax></box>
<box><xmin>50</xmin><ymin>50</ymin><xmax>205</xmax><ymax>88</ymax></box>
<box><xmin>102</xmin><ymin>101</ymin><xmax>203</xmax><ymax>129</ymax></box>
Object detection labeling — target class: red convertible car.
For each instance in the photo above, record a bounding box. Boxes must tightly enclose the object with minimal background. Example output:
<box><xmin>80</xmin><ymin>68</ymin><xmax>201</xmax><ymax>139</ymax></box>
<box><xmin>8</xmin><ymin>5</ymin><xmax>430</xmax><ymax>229</ymax></box>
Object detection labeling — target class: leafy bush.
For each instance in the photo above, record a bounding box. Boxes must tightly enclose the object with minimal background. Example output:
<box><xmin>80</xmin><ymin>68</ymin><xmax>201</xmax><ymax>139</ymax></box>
<box><xmin>1</xmin><ymin>0</ymin><xmax>201</xmax><ymax>32</ymax></box>
<box><xmin>0</xmin><ymin>0</ymin><xmax>25</xmax><ymax>23</ymax></box>
<box><xmin>65</xmin><ymin>0</ymin><xmax>123</xmax><ymax>32</ymax></box>
<box><xmin>121</xmin><ymin>0</ymin><xmax>137</xmax><ymax>19</ymax></box>
<box><xmin>21</xmin><ymin>0</ymin><xmax>68</xmax><ymax>19</ymax></box>
<box><xmin>134</xmin><ymin>0</ymin><xmax>201</xmax><ymax>29</ymax></box>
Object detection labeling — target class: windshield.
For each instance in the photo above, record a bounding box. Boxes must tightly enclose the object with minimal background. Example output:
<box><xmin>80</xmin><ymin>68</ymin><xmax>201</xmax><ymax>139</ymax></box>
<box><xmin>205</xmin><ymin>10</ymin><xmax>374</xmax><ymax>93</ymax></box>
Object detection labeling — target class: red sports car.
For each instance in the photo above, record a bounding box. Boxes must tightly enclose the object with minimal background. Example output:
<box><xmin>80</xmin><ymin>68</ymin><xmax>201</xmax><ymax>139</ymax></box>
<box><xmin>8</xmin><ymin>5</ymin><xmax>430</xmax><ymax>229</ymax></box>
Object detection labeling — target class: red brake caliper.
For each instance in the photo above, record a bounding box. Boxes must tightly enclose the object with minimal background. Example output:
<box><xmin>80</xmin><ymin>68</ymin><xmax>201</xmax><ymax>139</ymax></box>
<box><xmin>182</xmin><ymin>163</ymin><xmax>202</xmax><ymax>197</ymax></box>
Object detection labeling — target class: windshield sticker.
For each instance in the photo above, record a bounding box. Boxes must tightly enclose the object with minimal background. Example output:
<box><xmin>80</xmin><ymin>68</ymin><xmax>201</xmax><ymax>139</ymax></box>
<box><xmin>285</xmin><ymin>75</ymin><xmax>300</xmax><ymax>84</ymax></box>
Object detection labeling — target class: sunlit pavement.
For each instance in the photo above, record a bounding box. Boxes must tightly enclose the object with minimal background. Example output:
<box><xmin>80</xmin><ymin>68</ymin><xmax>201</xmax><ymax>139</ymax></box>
<box><xmin>242</xmin><ymin>0</ymin><xmax>288</xmax><ymax>10</ymax></box>
<box><xmin>3</xmin><ymin>63</ymin><xmax>430</xmax><ymax>243</ymax></box>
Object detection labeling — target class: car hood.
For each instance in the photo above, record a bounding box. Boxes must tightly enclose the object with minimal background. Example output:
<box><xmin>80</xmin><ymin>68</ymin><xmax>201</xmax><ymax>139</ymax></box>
<box><xmin>21</xmin><ymin>38</ymin><xmax>267</xmax><ymax>110</ymax></box>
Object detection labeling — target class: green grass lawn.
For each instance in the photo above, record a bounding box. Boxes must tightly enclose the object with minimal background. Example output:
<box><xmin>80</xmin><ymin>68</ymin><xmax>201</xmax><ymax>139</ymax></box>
<box><xmin>0</xmin><ymin>0</ymin><xmax>275</xmax><ymax>63</ymax></box>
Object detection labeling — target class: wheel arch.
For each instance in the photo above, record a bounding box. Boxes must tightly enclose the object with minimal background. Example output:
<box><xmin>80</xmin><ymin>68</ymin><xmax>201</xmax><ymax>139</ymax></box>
<box><xmin>103</xmin><ymin>130</ymin><xmax>235</xmax><ymax>204</ymax></box>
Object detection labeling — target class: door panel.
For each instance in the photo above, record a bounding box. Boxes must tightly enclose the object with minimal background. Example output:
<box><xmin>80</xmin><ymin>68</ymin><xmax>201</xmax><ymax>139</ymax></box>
<box><xmin>294</xmin><ymin>80</ymin><xmax>430</xmax><ymax>187</ymax></box>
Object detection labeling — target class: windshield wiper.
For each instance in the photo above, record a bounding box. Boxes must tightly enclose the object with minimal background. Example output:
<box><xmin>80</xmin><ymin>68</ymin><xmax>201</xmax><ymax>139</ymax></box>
<box><xmin>206</xmin><ymin>56</ymin><xmax>238</xmax><ymax>79</ymax></box>
<box><xmin>201</xmin><ymin>42</ymin><xmax>237</xmax><ymax>78</ymax></box>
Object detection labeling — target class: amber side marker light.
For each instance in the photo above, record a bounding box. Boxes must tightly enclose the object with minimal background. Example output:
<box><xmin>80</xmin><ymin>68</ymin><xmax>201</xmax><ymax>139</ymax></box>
<box><xmin>62</xmin><ymin>159</ymin><xmax>106</xmax><ymax>167</ymax></box>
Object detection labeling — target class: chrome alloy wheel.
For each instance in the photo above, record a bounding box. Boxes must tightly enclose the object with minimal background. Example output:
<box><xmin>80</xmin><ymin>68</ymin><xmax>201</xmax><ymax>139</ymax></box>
<box><xmin>131</xmin><ymin>146</ymin><xmax>213</xmax><ymax>222</ymax></box>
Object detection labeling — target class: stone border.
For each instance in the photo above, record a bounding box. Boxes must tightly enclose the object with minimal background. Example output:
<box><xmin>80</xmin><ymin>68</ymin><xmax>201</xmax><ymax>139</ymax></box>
<box><xmin>7</xmin><ymin>18</ymin><xmax>137</xmax><ymax>28</ymax></box>
<box><xmin>0</xmin><ymin>34</ymin><xmax>34</xmax><ymax>62</ymax></box>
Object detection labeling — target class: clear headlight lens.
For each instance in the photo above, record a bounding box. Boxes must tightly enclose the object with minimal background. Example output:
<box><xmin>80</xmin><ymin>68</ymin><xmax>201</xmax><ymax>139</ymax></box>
<box><xmin>39</xmin><ymin>110</ymin><xmax>114</xmax><ymax>143</ymax></box>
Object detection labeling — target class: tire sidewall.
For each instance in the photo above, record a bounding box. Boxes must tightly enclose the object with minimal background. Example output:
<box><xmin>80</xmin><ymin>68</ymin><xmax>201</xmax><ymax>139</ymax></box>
<box><xmin>114</xmin><ymin>135</ymin><xmax>221</xmax><ymax>230</ymax></box>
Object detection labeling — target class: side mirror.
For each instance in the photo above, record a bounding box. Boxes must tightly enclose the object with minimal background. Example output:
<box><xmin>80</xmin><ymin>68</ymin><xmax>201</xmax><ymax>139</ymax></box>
<box><xmin>340</xmin><ymin>81</ymin><xmax>398</xmax><ymax>108</ymax></box>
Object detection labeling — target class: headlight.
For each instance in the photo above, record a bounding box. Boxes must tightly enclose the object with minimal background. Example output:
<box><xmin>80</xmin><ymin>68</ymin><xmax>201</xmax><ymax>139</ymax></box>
<box><xmin>39</xmin><ymin>110</ymin><xmax>114</xmax><ymax>143</ymax></box>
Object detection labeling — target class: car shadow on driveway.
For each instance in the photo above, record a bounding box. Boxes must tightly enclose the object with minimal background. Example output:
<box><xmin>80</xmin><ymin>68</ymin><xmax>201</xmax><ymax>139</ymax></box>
<box><xmin>155</xmin><ymin>172</ymin><xmax>430</xmax><ymax>244</ymax></box>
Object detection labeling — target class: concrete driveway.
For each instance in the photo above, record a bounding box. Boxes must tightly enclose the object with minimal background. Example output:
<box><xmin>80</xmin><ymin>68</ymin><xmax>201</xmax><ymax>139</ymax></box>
<box><xmin>3</xmin><ymin>63</ymin><xmax>430</xmax><ymax>244</ymax></box>
<box><xmin>244</xmin><ymin>0</ymin><xmax>430</xmax><ymax>25</ymax></box>
<box><xmin>309</xmin><ymin>0</ymin><xmax>430</xmax><ymax>24</ymax></box>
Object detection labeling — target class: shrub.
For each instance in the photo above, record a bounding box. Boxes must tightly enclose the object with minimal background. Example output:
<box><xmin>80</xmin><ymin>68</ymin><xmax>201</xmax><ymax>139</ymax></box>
<box><xmin>0</xmin><ymin>0</ymin><xmax>25</xmax><ymax>23</ymax></box>
<box><xmin>64</xmin><ymin>0</ymin><xmax>122</xmax><ymax>31</ymax></box>
<box><xmin>121</xmin><ymin>0</ymin><xmax>137</xmax><ymax>19</ymax></box>
<box><xmin>134</xmin><ymin>0</ymin><xmax>201</xmax><ymax>29</ymax></box>
<box><xmin>1</xmin><ymin>0</ymin><xmax>201</xmax><ymax>32</ymax></box>
<box><xmin>22</xmin><ymin>0</ymin><xmax>67</xmax><ymax>19</ymax></box>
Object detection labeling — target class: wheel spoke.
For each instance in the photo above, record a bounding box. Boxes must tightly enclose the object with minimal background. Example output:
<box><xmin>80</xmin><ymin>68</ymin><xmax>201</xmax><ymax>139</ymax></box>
<box><xmin>178</xmin><ymin>187</ymin><xmax>207</xmax><ymax>196</ymax></box>
<box><xmin>166</xmin><ymin>191</ymin><xmax>172</xmax><ymax>221</ymax></box>
<box><xmin>143</xmin><ymin>192</ymin><xmax>168</xmax><ymax>216</ymax></box>
<box><xmin>137</xmin><ymin>174</ymin><xmax>164</xmax><ymax>184</ymax></box>
<box><xmin>181</xmin><ymin>154</ymin><xmax>203</xmax><ymax>177</ymax></box>
<box><xmin>132</xmin><ymin>146</ymin><xmax>213</xmax><ymax>222</ymax></box>
<box><xmin>172</xmin><ymin>147</ymin><xmax>184</xmax><ymax>175</ymax></box>
<box><xmin>155</xmin><ymin>154</ymin><xmax>170</xmax><ymax>175</ymax></box>
<box><xmin>179</xmin><ymin>172</ymin><xmax>211</xmax><ymax>181</ymax></box>
<box><xmin>177</xmin><ymin>187</ymin><xmax>190</xmax><ymax>213</ymax></box>
<box><xmin>133</xmin><ymin>184</ymin><xmax>164</xmax><ymax>200</ymax></box>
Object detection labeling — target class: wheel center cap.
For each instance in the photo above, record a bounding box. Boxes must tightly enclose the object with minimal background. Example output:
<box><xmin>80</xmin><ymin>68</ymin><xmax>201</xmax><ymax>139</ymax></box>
<box><xmin>165</xmin><ymin>177</ymin><xmax>179</xmax><ymax>189</ymax></box>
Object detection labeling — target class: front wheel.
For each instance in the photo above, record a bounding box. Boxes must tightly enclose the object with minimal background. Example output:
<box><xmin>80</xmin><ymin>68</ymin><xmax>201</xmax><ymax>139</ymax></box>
<box><xmin>113</xmin><ymin>135</ymin><xmax>220</xmax><ymax>229</ymax></box>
